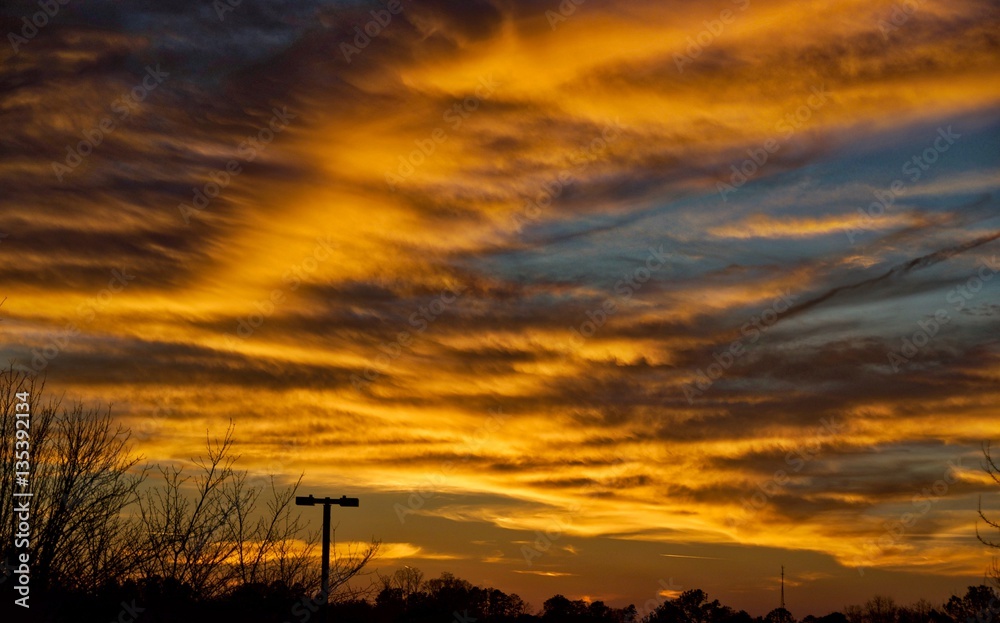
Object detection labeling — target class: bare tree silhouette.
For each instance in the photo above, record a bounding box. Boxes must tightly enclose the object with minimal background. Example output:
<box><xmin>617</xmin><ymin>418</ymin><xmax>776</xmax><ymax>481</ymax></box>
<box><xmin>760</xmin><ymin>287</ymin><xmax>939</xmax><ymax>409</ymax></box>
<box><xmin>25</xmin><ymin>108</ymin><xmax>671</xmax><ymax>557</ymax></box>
<box><xmin>1</xmin><ymin>367</ymin><xmax>378</xmax><ymax>607</ymax></box>
<box><xmin>136</xmin><ymin>422</ymin><xmax>379</xmax><ymax>599</ymax></box>
<box><xmin>33</xmin><ymin>401</ymin><xmax>146</xmax><ymax>589</ymax></box>
<box><xmin>378</xmin><ymin>565</ymin><xmax>424</xmax><ymax>598</ymax></box>
<box><xmin>0</xmin><ymin>364</ymin><xmax>145</xmax><ymax>592</ymax></box>
<box><xmin>137</xmin><ymin>423</ymin><xmax>248</xmax><ymax>597</ymax></box>
<box><xmin>977</xmin><ymin>442</ymin><xmax>1000</xmax><ymax>588</ymax></box>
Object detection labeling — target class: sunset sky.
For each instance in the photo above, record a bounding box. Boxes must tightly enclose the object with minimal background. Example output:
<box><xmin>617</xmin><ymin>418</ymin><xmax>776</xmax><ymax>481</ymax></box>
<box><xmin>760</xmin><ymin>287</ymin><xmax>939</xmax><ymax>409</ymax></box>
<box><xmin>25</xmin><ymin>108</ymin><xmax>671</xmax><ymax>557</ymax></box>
<box><xmin>2</xmin><ymin>0</ymin><xmax>1000</xmax><ymax>613</ymax></box>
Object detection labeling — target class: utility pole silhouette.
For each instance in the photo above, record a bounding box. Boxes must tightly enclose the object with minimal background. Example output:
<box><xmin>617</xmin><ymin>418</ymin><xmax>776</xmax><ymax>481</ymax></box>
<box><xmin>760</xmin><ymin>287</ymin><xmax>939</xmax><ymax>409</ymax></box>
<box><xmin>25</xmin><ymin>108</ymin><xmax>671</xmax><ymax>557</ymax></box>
<box><xmin>295</xmin><ymin>494</ymin><xmax>360</xmax><ymax>621</ymax></box>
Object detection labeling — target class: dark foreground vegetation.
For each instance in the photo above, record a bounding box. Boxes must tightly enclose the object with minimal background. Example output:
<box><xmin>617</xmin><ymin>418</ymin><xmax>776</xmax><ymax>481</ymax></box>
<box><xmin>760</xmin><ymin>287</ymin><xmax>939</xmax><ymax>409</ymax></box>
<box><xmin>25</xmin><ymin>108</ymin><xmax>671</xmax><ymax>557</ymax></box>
<box><xmin>3</xmin><ymin>367</ymin><xmax>1000</xmax><ymax>622</ymax></box>
<box><xmin>1</xmin><ymin>571</ymin><xmax>1000</xmax><ymax>623</ymax></box>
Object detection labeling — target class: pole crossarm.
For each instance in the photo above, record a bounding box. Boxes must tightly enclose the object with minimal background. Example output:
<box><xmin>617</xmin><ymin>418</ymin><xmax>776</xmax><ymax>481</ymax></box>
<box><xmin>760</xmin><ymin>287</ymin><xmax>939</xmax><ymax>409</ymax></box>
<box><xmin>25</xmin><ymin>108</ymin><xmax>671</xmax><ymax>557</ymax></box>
<box><xmin>295</xmin><ymin>495</ymin><xmax>360</xmax><ymax>507</ymax></box>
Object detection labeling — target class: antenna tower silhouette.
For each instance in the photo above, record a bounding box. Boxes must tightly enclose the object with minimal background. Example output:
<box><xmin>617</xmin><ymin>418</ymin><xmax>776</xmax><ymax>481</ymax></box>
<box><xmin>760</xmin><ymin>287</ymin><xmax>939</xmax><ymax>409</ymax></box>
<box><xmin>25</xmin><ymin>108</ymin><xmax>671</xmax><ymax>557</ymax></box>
<box><xmin>780</xmin><ymin>565</ymin><xmax>785</xmax><ymax>609</ymax></box>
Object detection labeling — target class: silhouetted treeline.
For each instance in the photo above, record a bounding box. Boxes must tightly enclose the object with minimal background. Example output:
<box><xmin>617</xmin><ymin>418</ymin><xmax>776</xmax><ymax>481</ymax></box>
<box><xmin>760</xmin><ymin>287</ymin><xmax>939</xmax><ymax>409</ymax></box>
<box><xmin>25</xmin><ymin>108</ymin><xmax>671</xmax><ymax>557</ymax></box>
<box><xmin>2</xmin><ymin>568</ymin><xmax>999</xmax><ymax>623</ymax></box>
<box><xmin>4</xmin><ymin>369</ymin><xmax>1000</xmax><ymax>622</ymax></box>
